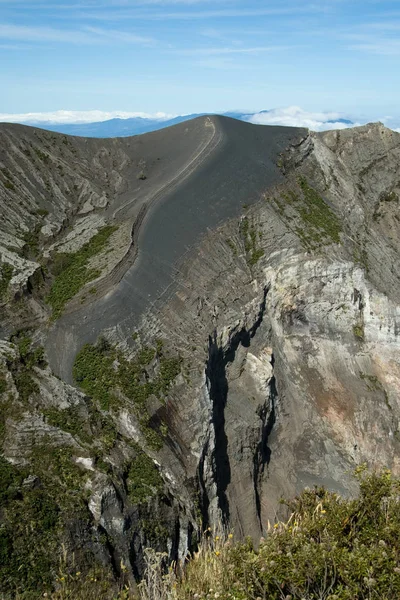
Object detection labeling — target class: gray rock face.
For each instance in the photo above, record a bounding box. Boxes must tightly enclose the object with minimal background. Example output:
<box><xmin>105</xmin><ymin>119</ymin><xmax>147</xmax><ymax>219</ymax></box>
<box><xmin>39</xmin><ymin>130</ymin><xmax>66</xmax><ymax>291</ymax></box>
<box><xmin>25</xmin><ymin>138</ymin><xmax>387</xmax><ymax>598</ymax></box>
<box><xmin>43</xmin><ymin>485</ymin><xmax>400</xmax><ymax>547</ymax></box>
<box><xmin>1</xmin><ymin>117</ymin><xmax>400</xmax><ymax>587</ymax></box>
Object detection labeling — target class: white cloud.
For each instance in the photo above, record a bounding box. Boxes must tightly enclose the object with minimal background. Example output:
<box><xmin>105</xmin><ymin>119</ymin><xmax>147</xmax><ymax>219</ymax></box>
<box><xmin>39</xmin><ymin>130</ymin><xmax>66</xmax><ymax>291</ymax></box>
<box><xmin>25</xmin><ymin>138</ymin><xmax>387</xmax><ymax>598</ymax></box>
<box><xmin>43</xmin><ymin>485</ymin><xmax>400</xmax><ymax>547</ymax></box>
<box><xmin>2</xmin><ymin>106</ymin><xmax>399</xmax><ymax>133</ymax></box>
<box><xmin>175</xmin><ymin>45</ymin><xmax>296</xmax><ymax>56</ymax></box>
<box><xmin>78</xmin><ymin>6</ymin><xmax>315</xmax><ymax>21</ymax></box>
<box><xmin>0</xmin><ymin>23</ymin><xmax>154</xmax><ymax>45</ymax></box>
<box><xmin>0</xmin><ymin>110</ymin><xmax>175</xmax><ymax>124</ymax></box>
<box><xmin>246</xmin><ymin>106</ymin><xmax>359</xmax><ymax>132</ymax></box>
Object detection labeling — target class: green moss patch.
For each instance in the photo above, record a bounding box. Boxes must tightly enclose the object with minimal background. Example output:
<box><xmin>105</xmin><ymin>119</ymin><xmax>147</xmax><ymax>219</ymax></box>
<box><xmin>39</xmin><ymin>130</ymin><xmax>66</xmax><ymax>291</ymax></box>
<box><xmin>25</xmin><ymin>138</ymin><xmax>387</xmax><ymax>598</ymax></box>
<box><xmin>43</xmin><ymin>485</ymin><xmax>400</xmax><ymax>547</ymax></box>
<box><xmin>46</xmin><ymin>225</ymin><xmax>117</xmax><ymax>319</ymax></box>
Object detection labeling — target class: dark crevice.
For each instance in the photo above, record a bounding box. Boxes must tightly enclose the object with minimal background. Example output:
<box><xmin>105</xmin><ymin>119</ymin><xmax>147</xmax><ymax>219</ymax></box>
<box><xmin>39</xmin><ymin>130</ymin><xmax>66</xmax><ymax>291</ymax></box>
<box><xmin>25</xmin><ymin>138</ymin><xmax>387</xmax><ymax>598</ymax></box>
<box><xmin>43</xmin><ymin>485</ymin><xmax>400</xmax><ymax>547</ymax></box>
<box><xmin>253</xmin><ymin>364</ymin><xmax>278</xmax><ymax>526</ymax></box>
<box><xmin>169</xmin><ymin>517</ymin><xmax>181</xmax><ymax>564</ymax></box>
<box><xmin>197</xmin><ymin>438</ymin><xmax>211</xmax><ymax>529</ymax></box>
<box><xmin>203</xmin><ymin>286</ymin><xmax>269</xmax><ymax>526</ymax></box>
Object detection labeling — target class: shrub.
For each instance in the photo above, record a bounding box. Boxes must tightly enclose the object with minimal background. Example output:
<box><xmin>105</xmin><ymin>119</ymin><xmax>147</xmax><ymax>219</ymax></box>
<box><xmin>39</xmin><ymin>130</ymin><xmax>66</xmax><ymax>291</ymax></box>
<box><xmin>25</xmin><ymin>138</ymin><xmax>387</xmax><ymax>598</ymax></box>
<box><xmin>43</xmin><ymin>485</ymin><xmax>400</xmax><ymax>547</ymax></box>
<box><xmin>126</xmin><ymin>446</ymin><xmax>164</xmax><ymax>504</ymax></box>
<box><xmin>73</xmin><ymin>339</ymin><xmax>180</xmax><ymax>449</ymax></box>
<box><xmin>46</xmin><ymin>225</ymin><xmax>118</xmax><ymax>318</ymax></box>
<box><xmin>6</xmin><ymin>333</ymin><xmax>46</xmax><ymax>402</ymax></box>
<box><xmin>174</xmin><ymin>468</ymin><xmax>400</xmax><ymax>600</ymax></box>
<box><xmin>0</xmin><ymin>262</ymin><xmax>14</xmax><ymax>299</ymax></box>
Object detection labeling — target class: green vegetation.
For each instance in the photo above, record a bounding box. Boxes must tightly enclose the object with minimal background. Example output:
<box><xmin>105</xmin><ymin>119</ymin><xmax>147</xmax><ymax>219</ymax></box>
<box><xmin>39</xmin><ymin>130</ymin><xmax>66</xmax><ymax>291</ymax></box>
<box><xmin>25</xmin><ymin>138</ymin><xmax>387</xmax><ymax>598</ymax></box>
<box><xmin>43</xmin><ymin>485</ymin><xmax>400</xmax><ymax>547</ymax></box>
<box><xmin>126</xmin><ymin>445</ymin><xmax>164</xmax><ymax>504</ymax></box>
<box><xmin>43</xmin><ymin>405</ymin><xmax>92</xmax><ymax>443</ymax></box>
<box><xmin>6</xmin><ymin>333</ymin><xmax>46</xmax><ymax>402</ymax></box>
<box><xmin>29</xmin><ymin>441</ymin><xmax>89</xmax><ymax>511</ymax></box>
<box><xmin>1</xmin><ymin>167</ymin><xmax>16</xmax><ymax>191</ymax></box>
<box><xmin>73</xmin><ymin>338</ymin><xmax>181</xmax><ymax>449</ymax></box>
<box><xmin>36</xmin><ymin>208</ymin><xmax>49</xmax><ymax>217</ymax></box>
<box><xmin>297</xmin><ymin>176</ymin><xmax>341</xmax><ymax>244</ymax></box>
<box><xmin>353</xmin><ymin>322</ymin><xmax>364</xmax><ymax>341</ymax></box>
<box><xmin>240</xmin><ymin>216</ymin><xmax>264</xmax><ymax>267</ymax></box>
<box><xmin>0</xmin><ymin>262</ymin><xmax>14</xmax><ymax>300</ymax></box>
<box><xmin>352</xmin><ymin>232</ymin><xmax>369</xmax><ymax>273</ymax></box>
<box><xmin>0</xmin><ymin>439</ymin><xmax>102</xmax><ymax>597</ymax></box>
<box><xmin>359</xmin><ymin>372</ymin><xmax>391</xmax><ymax>410</ymax></box>
<box><xmin>0</xmin><ymin>455</ymin><xmax>60</xmax><ymax>595</ymax></box>
<box><xmin>0</xmin><ymin>386</ymin><xmax>24</xmax><ymax>445</ymax></box>
<box><xmin>269</xmin><ymin>177</ymin><xmax>342</xmax><ymax>250</ymax></box>
<box><xmin>21</xmin><ymin>222</ymin><xmax>42</xmax><ymax>258</ymax></box>
<box><xmin>33</xmin><ymin>146</ymin><xmax>50</xmax><ymax>163</ymax></box>
<box><xmin>3</xmin><ymin>179</ymin><xmax>15</xmax><ymax>191</ymax></box>
<box><xmin>225</xmin><ymin>238</ymin><xmax>238</xmax><ymax>256</ymax></box>
<box><xmin>3</xmin><ymin>468</ymin><xmax>399</xmax><ymax>599</ymax></box>
<box><xmin>380</xmin><ymin>190</ymin><xmax>399</xmax><ymax>203</ymax></box>
<box><xmin>172</xmin><ymin>468</ymin><xmax>400</xmax><ymax>600</ymax></box>
<box><xmin>46</xmin><ymin>225</ymin><xmax>117</xmax><ymax>318</ymax></box>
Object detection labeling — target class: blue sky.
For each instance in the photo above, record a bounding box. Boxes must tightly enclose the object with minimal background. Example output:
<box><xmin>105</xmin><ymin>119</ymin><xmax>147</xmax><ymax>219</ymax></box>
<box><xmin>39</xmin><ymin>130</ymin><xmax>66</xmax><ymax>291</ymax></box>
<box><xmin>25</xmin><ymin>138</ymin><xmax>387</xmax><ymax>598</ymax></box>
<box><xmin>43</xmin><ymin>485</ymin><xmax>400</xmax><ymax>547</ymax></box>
<box><xmin>1</xmin><ymin>0</ymin><xmax>400</xmax><ymax>127</ymax></box>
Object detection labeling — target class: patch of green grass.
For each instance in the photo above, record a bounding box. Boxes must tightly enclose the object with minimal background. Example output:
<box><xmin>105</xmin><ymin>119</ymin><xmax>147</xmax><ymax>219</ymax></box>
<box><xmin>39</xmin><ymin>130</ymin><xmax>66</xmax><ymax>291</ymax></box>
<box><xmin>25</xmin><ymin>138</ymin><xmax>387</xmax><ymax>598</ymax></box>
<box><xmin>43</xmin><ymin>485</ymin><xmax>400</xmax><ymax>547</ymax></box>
<box><xmin>6</xmin><ymin>333</ymin><xmax>46</xmax><ymax>402</ymax></box>
<box><xmin>30</xmin><ymin>441</ymin><xmax>89</xmax><ymax>512</ymax></box>
<box><xmin>240</xmin><ymin>216</ymin><xmax>264</xmax><ymax>267</ymax></box>
<box><xmin>73</xmin><ymin>338</ymin><xmax>181</xmax><ymax>450</ymax></box>
<box><xmin>33</xmin><ymin>147</ymin><xmax>49</xmax><ymax>162</ymax></box>
<box><xmin>46</xmin><ymin>225</ymin><xmax>118</xmax><ymax>318</ymax></box>
<box><xmin>0</xmin><ymin>263</ymin><xmax>14</xmax><ymax>300</ymax></box>
<box><xmin>297</xmin><ymin>176</ymin><xmax>341</xmax><ymax>246</ymax></box>
<box><xmin>21</xmin><ymin>223</ymin><xmax>42</xmax><ymax>258</ymax></box>
<box><xmin>1</xmin><ymin>168</ymin><xmax>16</xmax><ymax>191</ymax></box>
<box><xmin>126</xmin><ymin>445</ymin><xmax>163</xmax><ymax>504</ymax></box>
<box><xmin>268</xmin><ymin>178</ymin><xmax>342</xmax><ymax>250</ymax></box>
<box><xmin>0</xmin><ymin>455</ymin><xmax>60</xmax><ymax>596</ymax></box>
<box><xmin>43</xmin><ymin>405</ymin><xmax>92</xmax><ymax>444</ymax></box>
<box><xmin>225</xmin><ymin>238</ymin><xmax>238</xmax><ymax>256</ymax></box>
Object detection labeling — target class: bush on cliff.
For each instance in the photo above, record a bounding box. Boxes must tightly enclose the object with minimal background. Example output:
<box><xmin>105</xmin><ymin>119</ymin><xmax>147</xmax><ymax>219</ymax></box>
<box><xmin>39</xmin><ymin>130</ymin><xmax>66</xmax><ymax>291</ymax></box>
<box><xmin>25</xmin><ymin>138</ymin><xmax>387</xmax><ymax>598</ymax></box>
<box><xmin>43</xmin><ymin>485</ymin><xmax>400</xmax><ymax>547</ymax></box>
<box><xmin>27</xmin><ymin>467</ymin><xmax>400</xmax><ymax>599</ymax></box>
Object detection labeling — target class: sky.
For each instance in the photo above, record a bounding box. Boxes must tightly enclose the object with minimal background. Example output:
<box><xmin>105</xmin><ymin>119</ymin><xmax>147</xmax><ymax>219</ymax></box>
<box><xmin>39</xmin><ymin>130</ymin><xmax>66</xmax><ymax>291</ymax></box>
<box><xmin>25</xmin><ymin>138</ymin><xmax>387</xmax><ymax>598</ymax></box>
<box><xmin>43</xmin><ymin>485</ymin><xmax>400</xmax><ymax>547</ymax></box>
<box><xmin>1</xmin><ymin>0</ymin><xmax>400</xmax><ymax>129</ymax></box>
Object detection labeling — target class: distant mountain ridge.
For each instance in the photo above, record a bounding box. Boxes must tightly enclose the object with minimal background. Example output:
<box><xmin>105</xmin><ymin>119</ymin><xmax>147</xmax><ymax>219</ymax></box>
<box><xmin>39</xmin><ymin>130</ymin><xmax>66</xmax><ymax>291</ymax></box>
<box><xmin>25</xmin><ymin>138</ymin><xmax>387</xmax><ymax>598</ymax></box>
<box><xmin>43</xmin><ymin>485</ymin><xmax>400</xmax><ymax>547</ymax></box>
<box><xmin>20</xmin><ymin>110</ymin><xmax>356</xmax><ymax>138</ymax></box>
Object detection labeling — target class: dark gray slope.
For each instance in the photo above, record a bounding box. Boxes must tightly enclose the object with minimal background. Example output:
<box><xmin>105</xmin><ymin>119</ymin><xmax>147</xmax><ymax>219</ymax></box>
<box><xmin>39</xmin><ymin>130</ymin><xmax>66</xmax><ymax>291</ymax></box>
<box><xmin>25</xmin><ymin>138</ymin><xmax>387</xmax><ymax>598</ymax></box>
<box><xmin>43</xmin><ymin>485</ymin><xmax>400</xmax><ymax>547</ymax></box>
<box><xmin>46</xmin><ymin>116</ymin><xmax>306</xmax><ymax>381</ymax></box>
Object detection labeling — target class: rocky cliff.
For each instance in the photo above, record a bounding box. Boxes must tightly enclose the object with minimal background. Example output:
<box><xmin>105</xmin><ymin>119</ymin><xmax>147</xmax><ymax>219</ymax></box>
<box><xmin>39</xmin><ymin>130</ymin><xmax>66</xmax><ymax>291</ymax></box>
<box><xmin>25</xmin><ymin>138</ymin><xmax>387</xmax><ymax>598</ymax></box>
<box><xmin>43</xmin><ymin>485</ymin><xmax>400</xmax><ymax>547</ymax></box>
<box><xmin>0</xmin><ymin>117</ymin><xmax>399</xmax><ymax>596</ymax></box>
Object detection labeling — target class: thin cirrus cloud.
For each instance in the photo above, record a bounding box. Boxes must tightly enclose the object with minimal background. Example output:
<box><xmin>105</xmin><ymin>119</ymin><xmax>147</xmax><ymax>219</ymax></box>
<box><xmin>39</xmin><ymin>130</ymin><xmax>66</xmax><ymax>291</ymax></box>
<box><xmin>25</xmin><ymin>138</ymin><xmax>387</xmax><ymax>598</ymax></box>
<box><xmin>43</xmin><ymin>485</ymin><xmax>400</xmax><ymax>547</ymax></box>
<box><xmin>75</xmin><ymin>5</ymin><xmax>315</xmax><ymax>21</ymax></box>
<box><xmin>175</xmin><ymin>45</ymin><xmax>296</xmax><ymax>55</ymax></box>
<box><xmin>350</xmin><ymin>38</ymin><xmax>400</xmax><ymax>55</ymax></box>
<box><xmin>0</xmin><ymin>23</ymin><xmax>155</xmax><ymax>45</ymax></box>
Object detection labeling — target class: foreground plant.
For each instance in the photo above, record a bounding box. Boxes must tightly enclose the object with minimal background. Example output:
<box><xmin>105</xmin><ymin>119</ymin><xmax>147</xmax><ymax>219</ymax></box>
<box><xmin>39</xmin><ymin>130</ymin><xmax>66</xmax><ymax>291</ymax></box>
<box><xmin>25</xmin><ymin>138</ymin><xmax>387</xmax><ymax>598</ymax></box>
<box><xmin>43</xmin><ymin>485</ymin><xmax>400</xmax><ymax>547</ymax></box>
<box><xmin>5</xmin><ymin>469</ymin><xmax>400</xmax><ymax>599</ymax></box>
<box><xmin>173</xmin><ymin>468</ymin><xmax>400</xmax><ymax>600</ymax></box>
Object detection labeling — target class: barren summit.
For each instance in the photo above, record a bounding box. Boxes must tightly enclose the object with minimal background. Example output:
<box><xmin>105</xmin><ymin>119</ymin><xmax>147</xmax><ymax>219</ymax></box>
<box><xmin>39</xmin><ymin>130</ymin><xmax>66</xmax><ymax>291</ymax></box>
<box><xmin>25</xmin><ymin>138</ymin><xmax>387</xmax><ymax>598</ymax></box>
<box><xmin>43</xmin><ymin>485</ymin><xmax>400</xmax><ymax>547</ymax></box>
<box><xmin>1</xmin><ymin>116</ymin><xmax>400</xmax><ymax>594</ymax></box>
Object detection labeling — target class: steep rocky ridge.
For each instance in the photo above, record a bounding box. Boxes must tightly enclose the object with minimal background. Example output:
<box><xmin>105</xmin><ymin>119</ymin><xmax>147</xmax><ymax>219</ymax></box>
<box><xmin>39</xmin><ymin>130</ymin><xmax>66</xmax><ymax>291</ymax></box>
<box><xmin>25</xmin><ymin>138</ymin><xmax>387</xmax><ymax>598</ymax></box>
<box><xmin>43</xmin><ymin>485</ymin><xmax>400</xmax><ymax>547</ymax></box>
<box><xmin>1</xmin><ymin>117</ymin><xmax>400</xmax><ymax>595</ymax></box>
